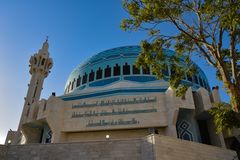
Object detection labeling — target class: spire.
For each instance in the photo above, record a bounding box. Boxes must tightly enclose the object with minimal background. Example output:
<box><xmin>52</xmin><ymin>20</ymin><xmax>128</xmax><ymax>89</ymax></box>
<box><xmin>42</xmin><ymin>36</ymin><xmax>49</xmax><ymax>52</ymax></box>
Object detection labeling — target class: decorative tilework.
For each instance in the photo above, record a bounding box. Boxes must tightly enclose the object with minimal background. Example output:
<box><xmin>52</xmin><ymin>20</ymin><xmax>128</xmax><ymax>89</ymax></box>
<box><xmin>177</xmin><ymin>120</ymin><xmax>193</xmax><ymax>141</ymax></box>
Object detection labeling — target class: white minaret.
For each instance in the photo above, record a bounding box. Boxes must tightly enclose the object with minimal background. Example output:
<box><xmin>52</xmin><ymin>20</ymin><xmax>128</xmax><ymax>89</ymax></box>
<box><xmin>16</xmin><ymin>39</ymin><xmax>53</xmax><ymax>144</ymax></box>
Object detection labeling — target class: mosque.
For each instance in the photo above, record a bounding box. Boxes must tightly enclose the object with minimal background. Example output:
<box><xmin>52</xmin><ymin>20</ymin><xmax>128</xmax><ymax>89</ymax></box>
<box><xmin>2</xmin><ymin>40</ymin><xmax>239</xmax><ymax>159</ymax></box>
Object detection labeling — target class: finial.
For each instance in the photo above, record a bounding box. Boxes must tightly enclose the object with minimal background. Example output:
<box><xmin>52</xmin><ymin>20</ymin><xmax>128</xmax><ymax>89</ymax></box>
<box><xmin>42</xmin><ymin>36</ymin><xmax>49</xmax><ymax>52</ymax></box>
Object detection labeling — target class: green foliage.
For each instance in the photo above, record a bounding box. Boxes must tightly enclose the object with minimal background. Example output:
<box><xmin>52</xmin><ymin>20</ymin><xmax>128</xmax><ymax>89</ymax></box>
<box><xmin>121</xmin><ymin>0</ymin><xmax>240</xmax><ymax>132</ymax></box>
<box><xmin>209</xmin><ymin>103</ymin><xmax>240</xmax><ymax>134</ymax></box>
<box><xmin>135</xmin><ymin>40</ymin><xmax>195</xmax><ymax>97</ymax></box>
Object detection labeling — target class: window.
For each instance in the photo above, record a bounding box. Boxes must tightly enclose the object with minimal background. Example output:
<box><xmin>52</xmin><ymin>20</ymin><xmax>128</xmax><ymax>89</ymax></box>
<box><xmin>199</xmin><ymin>77</ymin><xmax>203</xmax><ymax>87</ymax></box>
<box><xmin>114</xmin><ymin>64</ymin><xmax>121</xmax><ymax>76</ymax></box>
<box><xmin>96</xmin><ymin>67</ymin><xmax>103</xmax><ymax>80</ymax></box>
<box><xmin>34</xmin><ymin>57</ymin><xmax>37</xmax><ymax>64</ymax></box>
<box><xmin>41</xmin><ymin>58</ymin><xmax>45</xmax><ymax>65</ymax></box>
<box><xmin>89</xmin><ymin>70</ymin><xmax>95</xmax><ymax>82</ymax></box>
<box><xmin>77</xmin><ymin>76</ymin><xmax>81</xmax><ymax>87</ymax></box>
<box><xmin>142</xmin><ymin>66</ymin><xmax>150</xmax><ymax>74</ymax></box>
<box><xmin>123</xmin><ymin>63</ymin><xmax>130</xmax><ymax>75</ymax></box>
<box><xmin>162</xmin><ymin>68</ymin><xmax>169</xmax><ymax>76</ymax></box>
<box><xmin>71</xmin><ymin>79</ymin><xmax>75</xmax><ymax>90</ymax></box>
<box><xmin>194</xmin><ymin>75</ymin><xmax>199</xmax><ymax>84</ymax></box>
<box><xmin>104</xmin><ymin>65</ymin><xmax>111</xmax><ymax>78</ymax></box>
<box><xmin>82</xmin><ymin>73</ymin><xmax>88</xmax><ymax>84</ymax></box>
<box><xmin>132</xmin><ymin>65</ymin><xmax>140</xmax><ymax>74</ymax></box>
<box><xmin>187</xmin><ymin>75</ymin><xmax>193</xmax><ymax>82</ymax></box>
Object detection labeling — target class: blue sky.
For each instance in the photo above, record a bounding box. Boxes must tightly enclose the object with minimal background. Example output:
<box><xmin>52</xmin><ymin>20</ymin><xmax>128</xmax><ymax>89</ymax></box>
<box><xmin>0</xmin><ymin>0</ymin><xmax>229</xmax><ymax>144</ymax></box>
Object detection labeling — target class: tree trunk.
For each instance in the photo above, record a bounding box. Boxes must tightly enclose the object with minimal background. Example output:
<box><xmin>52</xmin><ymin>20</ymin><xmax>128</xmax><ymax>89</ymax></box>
<box><xmin>229</xmin><ymin>88</ymin><xmax>240</xmax><ymax>113</ymax></box>
<box><xmin>217</xmin><ymin>61</ymin><xmax>240</xmax><ymax>113</ymax></box>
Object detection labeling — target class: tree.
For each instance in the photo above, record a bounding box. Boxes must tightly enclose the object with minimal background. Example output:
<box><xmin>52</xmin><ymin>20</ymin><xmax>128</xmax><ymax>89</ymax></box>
<box><xmin>121</xmin><ymin>0</ymin><xmax>240</xmax><ymax>132</ymax></box>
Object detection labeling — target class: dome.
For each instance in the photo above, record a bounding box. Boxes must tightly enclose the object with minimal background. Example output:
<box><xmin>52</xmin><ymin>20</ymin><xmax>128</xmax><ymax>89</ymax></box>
<box><xmin>62</xmin><ymin>46</ymin><xmax>209</xmax><ymax>99</ymax></box>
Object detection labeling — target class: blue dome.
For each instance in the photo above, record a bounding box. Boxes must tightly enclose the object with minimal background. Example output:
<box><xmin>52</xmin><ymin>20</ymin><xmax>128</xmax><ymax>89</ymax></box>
<box><xmin>63</xmin><ymin>46</ymin><xmax>210</xmax><ymax>97</ymax></box>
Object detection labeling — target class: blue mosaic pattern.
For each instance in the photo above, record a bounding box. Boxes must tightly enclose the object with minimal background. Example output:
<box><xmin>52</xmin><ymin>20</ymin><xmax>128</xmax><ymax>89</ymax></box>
<box><xmin>64</xmin><ymin>46</ymin><xmax>210</xmax><ymax>94</ymax></box>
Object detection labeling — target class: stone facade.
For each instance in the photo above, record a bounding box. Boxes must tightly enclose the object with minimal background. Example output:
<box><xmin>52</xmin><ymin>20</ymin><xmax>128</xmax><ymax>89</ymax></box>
<box><xmin>153</xmin><ymin>135</ymin><xmax>237</xmax><ymax>160</ymax></box>
<box><xmin>0</xmin><ymin>135</ymin><xmax>237</xmax><ymax>160</ymax></box>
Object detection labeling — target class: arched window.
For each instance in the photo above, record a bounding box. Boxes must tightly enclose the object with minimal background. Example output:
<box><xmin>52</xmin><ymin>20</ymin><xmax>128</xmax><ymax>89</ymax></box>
<box><xmin>71</xmin><ymin>79</ymin><xmax>75</xmax><ymax>90</ymax></box>
<box><xmin>142</xmin><ymin>66</ymin><xmax>150</xmax><ymax>74</ymax></box>
<box><xmin>34</xmin><ymin>57</ymin><xmax>37</xmax><ymax>64</ymax></box>
<box><xmin>123</xmin><ymin>63</ymin><xmax>130</xmax><ymax>75</ymax></box>
<box><xmin>194</xmin><ymin>75</ymin><xmax>199</xmax><ymax>84</ymax></box>
<box><xmin>89</xmin><ymin>70</ymin><xmax>95</xmax><ymax>82</ymax></box>
<box><xmin>77</xmin><ymin>76</ymin><xmax>81</xmax><ymax>87</ymax></box>
<box><xmin>199</xmin><ymin>77</ymin><xmax>203</xmax><ymax>87</ymax></box>
<box><xmin>132</xmin><ymin>65</ymin><xmax>140</xmax><ymax>74</ymax></box>
<box><xmin>162</xmin><ymin>67</ymin><xmax>169</xmax><ymax>76</ymax></box>
<box><xmin>82</xmin><ymin>73</ymin><xmax>88</xmax><ymax>84</ymax></box>
<box><xmin>187</xmin><ymin>75</ymin><xmax>193</xmax><ymax>82</ymax></box>
<box><xmin>114</xmin><ymin>64</ymin><xmax>120</xmax><ymax>76</ymax></box>
<box><xmin>41</xmin><ymin>58</ymin><xmax>45</xmax><ymax>65</ymax></box>
<box><xmin>96</xmin><ymin>67</ymin><xmax>103</xmax><ymax>80</ymax></box>
<box><xmin>104</xmin><ymin>65</ymin><xmax>111</xmax><ymax>78</ymax></box>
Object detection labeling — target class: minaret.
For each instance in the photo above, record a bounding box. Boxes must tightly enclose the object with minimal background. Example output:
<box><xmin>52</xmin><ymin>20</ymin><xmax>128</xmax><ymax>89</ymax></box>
<box><xmin>17</xmin><ymin>39</ymin><xmax>53</xmax><ymax>143</ymax></box>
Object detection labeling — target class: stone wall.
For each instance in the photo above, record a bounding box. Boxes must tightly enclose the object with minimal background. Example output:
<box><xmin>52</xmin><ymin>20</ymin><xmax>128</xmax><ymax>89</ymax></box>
<box><xmin>0</xmin><ymin>135</ymin><xmax>237</xmax><ymax>160</ymax></box>
<box><xmin>153</xmin><ymin>135</ymin><xmax>237</xmax><ymax>160</ymax></box>
<box><xmin>2</xmin><ymin>139</ymin><xmax>143</xmax><ymax>160</ymax></box>
<box><xmin>0</xmin><ymin>145</ymin><xmax>7</xmax><ymax>160</ymax></box>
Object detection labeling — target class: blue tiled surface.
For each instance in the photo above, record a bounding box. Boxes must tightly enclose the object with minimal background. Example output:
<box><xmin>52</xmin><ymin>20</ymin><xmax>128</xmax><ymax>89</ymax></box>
<box><xmin>60</xmin><ymin>88</ymin><xmax>167</xmax><ymax>101</ymax></box>
<box><xmin>89</xmin><ymin>77</ymin><xmax>120</xmax><ymax>87</ymax></box>
<box><xmin>64</xmin><ymin>46</ymin><xmax>210</xmax><ymax>94</ymax></box>
<box><xmin>124</xmin><ymin>76</ymin><xmax>157</xmax><ymax>82</ymax></box>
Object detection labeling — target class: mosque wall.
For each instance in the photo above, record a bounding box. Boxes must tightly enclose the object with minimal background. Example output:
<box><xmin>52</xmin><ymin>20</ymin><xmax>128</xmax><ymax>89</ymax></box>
<box><xmin>29</xmin><ymin>92</ymin><xmax>170</xmax><ymax>143</ymax></box>
<box><xmin>12</xmin><ymin>84</ymin><xmax>230</xmax><ymax>148</ymax></box>
<box><xmin>64</xmin><ymin>128</ymin><xmax>165</xmax><ymax>142</ymax></box>
<box><xmin>153</xmin><ymin>135</ymin><xmax>237</xmax><ymax>160</ymax></box>
<box><xmin>63</xmin><ymin>93</ymin><xmax>168</xmax><ymax>132</ymax></box>
<box><xmin>0</xmin><ymin>135</ymin><xmax>237</xmax><ymax>160</ymax></box>
<box><xmin>0</xmin><ymin>145</ymin><xmax>7</xmax><ymax>160</ymax></box>
<box><xmin>20</xmin><ymin>86</ymin><xmax>220</xmax><ymax>144</ymax></box>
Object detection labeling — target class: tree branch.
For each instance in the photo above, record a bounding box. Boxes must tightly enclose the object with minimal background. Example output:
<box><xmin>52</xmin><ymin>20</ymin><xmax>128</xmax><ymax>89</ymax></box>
<box><xmin>196</xmin><ymin>43</ymin><xmax>216</xmax><ymax>66</ymax></box>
